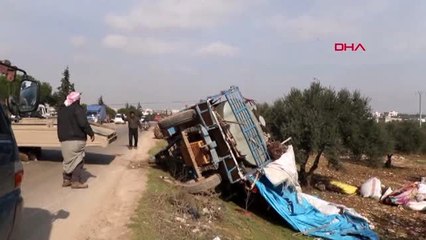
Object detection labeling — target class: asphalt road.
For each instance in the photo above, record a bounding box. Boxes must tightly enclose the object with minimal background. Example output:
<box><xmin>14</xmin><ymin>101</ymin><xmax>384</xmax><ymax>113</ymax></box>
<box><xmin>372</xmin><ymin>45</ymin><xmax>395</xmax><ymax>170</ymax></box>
<box><xmin>19</xmin><ymin>124</ymin><xmax>139</xmax><ymax>240</ymax></box>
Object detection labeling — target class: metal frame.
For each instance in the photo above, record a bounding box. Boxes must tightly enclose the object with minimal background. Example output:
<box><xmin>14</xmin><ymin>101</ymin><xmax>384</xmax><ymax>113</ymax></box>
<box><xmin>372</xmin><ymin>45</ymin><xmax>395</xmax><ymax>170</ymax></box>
<box><xmin>161</xmin><ymin>86</ymin><xmax>271</xmax><ymax>184</ymax></box>
<box><xmin>222</xmin><ymin>86</ymin><xmax>272</xmax><ymax>168</ymax></box>
<box><xmin>194</xmin><ymin>86</ymin><xmax>271</xmax><ymax>183</ymax></box>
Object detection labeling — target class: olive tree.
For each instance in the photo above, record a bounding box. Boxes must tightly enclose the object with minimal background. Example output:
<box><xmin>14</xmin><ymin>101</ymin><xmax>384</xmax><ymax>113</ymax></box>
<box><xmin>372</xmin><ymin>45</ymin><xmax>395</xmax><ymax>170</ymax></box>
<box><xmin>264</xmin><ymin>82</ymin><xmax>390</xmax><ymax>185</ymax></box>
<box><xmin>267</xmin><ymin>83</ymin><xmax>340</xmax><ymax>185</ymax></box>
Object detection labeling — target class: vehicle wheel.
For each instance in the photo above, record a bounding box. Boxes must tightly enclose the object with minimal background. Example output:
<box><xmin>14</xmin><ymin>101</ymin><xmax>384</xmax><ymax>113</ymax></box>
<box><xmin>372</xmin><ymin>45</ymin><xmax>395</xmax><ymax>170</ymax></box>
<box><xmin>179</xmin><ymin>174</ymin><xmax>222</xmax><ymax>194</ymax></box>
<box><xmin>158</xmin><ymin>109</ymin><xmax>196</xmax><ymax>130</ymax></box>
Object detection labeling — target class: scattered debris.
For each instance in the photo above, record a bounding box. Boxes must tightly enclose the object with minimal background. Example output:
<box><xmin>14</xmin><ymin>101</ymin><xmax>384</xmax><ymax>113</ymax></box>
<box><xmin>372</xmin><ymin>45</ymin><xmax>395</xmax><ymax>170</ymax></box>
<box><xmin>256</xmin><ymin>146</ymin><xmax>378</xmax><ymax>240</ymax></box>
<box><xmin>329</xmin><ymin>180</ymin><xmax>358</xmax><ymax>195</ymax></box>
<box><xmin>360</xmin><ymin>177</ymin><xmax>382</xmax><ymax>200</ymax></box>
<box><xmin>382</xmin><ymin>181</ymin><xmax>426</xmax><ymax>211</ymax></box>
<box><xmin>305</xmin><ymin>156</ymin><xmax>426</xmax><ymax>239</ymax></box>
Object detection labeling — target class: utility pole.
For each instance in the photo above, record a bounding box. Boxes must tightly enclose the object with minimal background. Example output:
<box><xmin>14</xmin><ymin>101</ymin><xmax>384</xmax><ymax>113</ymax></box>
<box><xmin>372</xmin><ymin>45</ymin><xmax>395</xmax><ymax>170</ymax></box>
<box><xmin>417</xmin><ymin>91</ymin><xmax>424</xmax><ymax>127</ymax></box>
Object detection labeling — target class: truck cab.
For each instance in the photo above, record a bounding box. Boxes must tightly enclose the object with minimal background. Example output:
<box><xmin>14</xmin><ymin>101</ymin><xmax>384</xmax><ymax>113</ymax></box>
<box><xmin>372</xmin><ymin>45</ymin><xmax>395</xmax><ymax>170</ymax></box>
<box><xmin>0</xmin><ymin>60</ymin><xmax>40</xmax><ymax>239</ymax></box>
<box><xmin>86</xmin><ymin>104</ymin><xmax>107</xmax><ymax>124</ymax></box>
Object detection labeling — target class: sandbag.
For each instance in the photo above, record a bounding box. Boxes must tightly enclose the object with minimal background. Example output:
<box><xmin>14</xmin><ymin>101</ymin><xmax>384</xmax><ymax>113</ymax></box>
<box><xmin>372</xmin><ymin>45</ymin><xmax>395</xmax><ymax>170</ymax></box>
<box><xmin>360</xmin><ymin>177</ymin><xmax>382</xmax><ymax>200</ymax></box>
<box><xmin>264</xmin><ymin>145</ymin><xmax>300</xmax><ymax>191</ymax></box>
<box><xmin>329</xmin><ymin>180</ymin><xmax>358</xmax><ymax>195</ymax></box>
<box><xmin>416</xmin><ymin>183</ymin><xmax>426</xmax><ymax>201</ymax></box>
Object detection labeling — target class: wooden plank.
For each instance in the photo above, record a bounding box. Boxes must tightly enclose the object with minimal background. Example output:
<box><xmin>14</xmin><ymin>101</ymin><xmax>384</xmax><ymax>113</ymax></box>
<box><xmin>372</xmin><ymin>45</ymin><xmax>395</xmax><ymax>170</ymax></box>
<box><xmin>181</xmin><ymin>130</ymin><xmax>203</xmax><ymax>179</ymax></box>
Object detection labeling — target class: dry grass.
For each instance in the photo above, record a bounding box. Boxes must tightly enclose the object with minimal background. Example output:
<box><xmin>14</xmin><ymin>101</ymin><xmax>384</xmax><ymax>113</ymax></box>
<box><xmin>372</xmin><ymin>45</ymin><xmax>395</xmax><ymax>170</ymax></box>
<box><xmin>130</xmin><ymin>142</ymin><xmax>309</xmax><ymax>240</ymax></box>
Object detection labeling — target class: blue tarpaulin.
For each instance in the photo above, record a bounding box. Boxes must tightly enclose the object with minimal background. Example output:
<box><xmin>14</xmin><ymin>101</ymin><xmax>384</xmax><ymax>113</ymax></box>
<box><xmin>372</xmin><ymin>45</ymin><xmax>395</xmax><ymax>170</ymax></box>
<box><xmin>255</xmin><ymin>176</ymin><xmax>379</xmax><ymax>240</ymax></box>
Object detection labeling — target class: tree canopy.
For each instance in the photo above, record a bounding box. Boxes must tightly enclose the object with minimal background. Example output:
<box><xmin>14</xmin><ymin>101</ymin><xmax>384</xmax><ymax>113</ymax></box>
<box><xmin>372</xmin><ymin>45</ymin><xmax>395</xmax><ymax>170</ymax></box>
<box><xmin>55</xmin><ymin>66</ymin><xmax>75</xmax><ymax>106</ymax></box>
<box><xmin>98</xmin><ymin>96</ymin><xmax>104</xmax><ymax>105</ymax></box>
<box><xmin>260</xmin><ymin>82</ymin><xmax>391</xmax><ymax>185</ymax></box>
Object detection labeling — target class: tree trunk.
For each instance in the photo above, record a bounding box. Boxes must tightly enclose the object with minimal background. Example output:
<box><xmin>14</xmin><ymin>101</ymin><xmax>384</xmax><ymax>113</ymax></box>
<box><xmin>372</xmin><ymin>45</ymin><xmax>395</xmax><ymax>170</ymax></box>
<box><xmin>299</xmin><ymin>155</ymin><xmax>310</xmax><ymax>186</ymax></box>
<box><xmin>308</xmin><ymin>149</ymin><xmax>324</xmax><ymax>175</ymax></box>
<box><xmin>384</xmin><ymin>153</ymin><xmax>393</xmax><ymax>168</ymax></box>
<box><xmin>305</xmin><ymin>148</ymin><xmax>324</xmax><ymax>186</ymax></box>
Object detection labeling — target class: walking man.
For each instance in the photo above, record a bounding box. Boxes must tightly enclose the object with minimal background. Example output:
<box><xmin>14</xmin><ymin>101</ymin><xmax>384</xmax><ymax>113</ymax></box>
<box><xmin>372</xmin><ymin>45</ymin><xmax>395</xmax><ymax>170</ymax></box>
<box><xmin>57</xmin><ymin>92</ymin><xmax>95</xmax><ymax>189</ymax></box>
<box><xmin>123</xmin><ymin>111</ymin><xmax>142</xmax><ymax>149</ymax></box>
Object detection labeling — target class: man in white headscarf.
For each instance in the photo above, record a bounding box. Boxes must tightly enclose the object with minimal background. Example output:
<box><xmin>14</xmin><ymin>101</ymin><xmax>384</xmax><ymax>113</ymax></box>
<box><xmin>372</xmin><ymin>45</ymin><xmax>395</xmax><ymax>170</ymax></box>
<box><xmin>57</xmin><ymin>92</ymin><xmax>95</xmax><ymax>188</ymax></box>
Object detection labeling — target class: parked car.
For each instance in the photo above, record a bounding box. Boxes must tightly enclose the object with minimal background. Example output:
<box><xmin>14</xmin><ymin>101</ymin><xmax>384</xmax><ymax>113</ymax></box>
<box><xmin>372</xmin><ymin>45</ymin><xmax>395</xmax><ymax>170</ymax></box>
<box><xmin>113</xmin><ymin>113</ymin><xmax>125</xmax><ymax>124</ymax></box>
<box><xmin>155</xmin><ymin>86</ymin><xmax>271</xmax><ymax>193</ymax></box>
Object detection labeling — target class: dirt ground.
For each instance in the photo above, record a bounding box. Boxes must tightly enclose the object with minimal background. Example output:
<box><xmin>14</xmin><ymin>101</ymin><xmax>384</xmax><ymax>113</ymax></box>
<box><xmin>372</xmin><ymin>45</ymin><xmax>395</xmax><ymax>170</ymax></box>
<box><xmin>76</xmin><ymin>130</ymin><xmax>156</xmax><ymax>240</ymax></box>
<box><xmin>303</xmin><ymin>155</ymin><xmax>426</xmax><ymax>240</ymax></box>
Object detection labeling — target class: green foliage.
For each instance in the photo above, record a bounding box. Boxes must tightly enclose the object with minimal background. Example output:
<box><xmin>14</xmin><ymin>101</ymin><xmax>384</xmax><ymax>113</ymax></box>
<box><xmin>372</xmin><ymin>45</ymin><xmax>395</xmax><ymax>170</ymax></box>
<box><xmin>263</xmin><ymin>82</ymin><xmax>390</xmax><ymax>184</ymax></box>
<box><xmin>118</xmin><ymin>103</ymin><xmax>142</xmax><ymax>117</ymax></box>
<box><xmin>39</xmin><ymin>81</ymin><xmax>55</xmax><ymax>105</ymax></box>
<box><xmin>0</xmin><ymin>75</ymin><xmax>19</xmax><ymax>100</ymax></box>
<box><xmin>80</xmin><ymin>103</ymin><xmax>87</xmax><ymax>111</ymax></box>
<box><xmin>56</xmin><ymin>66</ymin><xmax>75</xmax><ymax>106</ymax></box>
<box><xmin>384</xmin><ymin>121</ymin><xmax>426</xmax><ymax>154</ymax></box>
<box><xmin>106</xmin><ymin>106</ymin><xmax>116</xmax><ymax>119</ymax></box>
<box><xmin>98</xmin><ymin>95</ymin><xmax>104</xmax><ymax>105</ymax></box>
<box><xmin>268</xmin><ymin>83</ymin><xmax>340</xmax><ymax>158</ymax></box>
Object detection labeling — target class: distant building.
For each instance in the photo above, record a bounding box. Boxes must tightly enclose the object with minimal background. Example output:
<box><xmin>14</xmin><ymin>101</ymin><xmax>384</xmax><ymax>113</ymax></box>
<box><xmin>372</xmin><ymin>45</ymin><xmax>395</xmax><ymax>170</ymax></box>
<box><xmin>387</xmin><ymin>111</ymin><xmax>398</xmax><ymax>117</ymax></box>
<box><xmin>384</xmin><ymin>116</ymin><xmax>402</xmax><ymax>123</ymax></box>
<box><xmin>373</xmin><ymin>111</ymin><xmax>381</xmax><ymax>123</ymax></box>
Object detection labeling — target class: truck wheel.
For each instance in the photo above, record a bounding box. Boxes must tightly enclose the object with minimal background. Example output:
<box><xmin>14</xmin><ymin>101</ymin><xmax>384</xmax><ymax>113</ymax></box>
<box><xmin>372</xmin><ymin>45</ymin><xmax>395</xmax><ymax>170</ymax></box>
<box><xmin>158</xmin><ymin>109</ymin><xmax>196</xmax><ymax>130</ymax></box>
<box><xmin>180</xmin><ymin>174</ymin><xmax>222</xmax><ymax>194</ymax></box>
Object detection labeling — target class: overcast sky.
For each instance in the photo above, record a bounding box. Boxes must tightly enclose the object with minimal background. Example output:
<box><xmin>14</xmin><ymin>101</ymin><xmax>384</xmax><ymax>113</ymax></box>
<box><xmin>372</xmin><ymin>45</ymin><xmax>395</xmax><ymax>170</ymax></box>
<box><xmin>1</xmin><ymin>0</ymin><xmax>425</xmax><ymax>113</ymax></box>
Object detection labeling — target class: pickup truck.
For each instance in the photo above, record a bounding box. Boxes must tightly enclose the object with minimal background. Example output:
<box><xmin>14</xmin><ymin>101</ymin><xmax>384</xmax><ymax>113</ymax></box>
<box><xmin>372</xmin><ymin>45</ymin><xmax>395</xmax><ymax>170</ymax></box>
<box><xmin>11</xmin><ymin>118</ymin><xmax>117</xmax><ymax>148</ymax></box>
<box><xmin>86</xmin><ymin>104</ymin><xmax>107</xmax><ymax>123</ymax></box>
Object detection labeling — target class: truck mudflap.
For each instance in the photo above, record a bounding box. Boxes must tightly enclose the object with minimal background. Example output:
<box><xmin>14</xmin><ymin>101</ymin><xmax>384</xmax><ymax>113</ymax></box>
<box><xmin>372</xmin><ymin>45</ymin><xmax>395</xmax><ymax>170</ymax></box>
<box><xmin>11</xmin><ymin>118</ymin><xmax>117</xmax><ymax>148</ymax></box>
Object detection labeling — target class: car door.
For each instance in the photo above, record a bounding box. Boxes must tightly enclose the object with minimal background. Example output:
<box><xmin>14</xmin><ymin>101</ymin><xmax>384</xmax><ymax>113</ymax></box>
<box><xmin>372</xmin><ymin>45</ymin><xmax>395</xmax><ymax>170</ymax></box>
<box><xmin>0</xmin><ymin>107</ymin><xmax>21</xmax><ymax>239</ymax></box>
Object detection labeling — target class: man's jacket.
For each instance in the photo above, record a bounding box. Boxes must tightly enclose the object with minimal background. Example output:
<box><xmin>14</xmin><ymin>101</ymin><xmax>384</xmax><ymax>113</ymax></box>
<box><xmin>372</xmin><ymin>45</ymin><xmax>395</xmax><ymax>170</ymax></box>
<box><xmin>57</xmin><ymin>103</ymin><xmax>94</xmax><ymax>142</ymax></box>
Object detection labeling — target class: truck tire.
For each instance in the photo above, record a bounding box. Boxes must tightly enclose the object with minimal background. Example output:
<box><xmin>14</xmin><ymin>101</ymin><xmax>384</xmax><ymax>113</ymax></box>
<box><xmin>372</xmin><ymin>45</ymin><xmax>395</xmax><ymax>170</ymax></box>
<box><xmin>158</xmin><ymin>109</ymin><xmax>196</xmax><ymax>130</ymax></box>
<box><xmin>180</xmin><ymin>174</ymin><xmax>222</xmax><ymax>194</ymax></box>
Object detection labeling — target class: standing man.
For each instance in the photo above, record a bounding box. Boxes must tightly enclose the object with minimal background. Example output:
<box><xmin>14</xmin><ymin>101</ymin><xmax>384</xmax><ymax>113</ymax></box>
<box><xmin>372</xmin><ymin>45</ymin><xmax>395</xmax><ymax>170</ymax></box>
<box><xmin>57</xmin><ymin>92</ymin><xmax>95</xmax><ymax>189</ymax></box>
<box><xmin>123</xmin><ymin>111</ymin><xmax>141</xmax><ymax>149</ymax></box>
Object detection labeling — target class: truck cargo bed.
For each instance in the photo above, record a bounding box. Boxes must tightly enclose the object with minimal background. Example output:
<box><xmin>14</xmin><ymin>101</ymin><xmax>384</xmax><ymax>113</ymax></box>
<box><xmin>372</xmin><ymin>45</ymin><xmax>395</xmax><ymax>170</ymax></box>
<box><xmin>11</xmin><ymin>118</ymin><xmax>117</xmax><ymax>148</ymax></box>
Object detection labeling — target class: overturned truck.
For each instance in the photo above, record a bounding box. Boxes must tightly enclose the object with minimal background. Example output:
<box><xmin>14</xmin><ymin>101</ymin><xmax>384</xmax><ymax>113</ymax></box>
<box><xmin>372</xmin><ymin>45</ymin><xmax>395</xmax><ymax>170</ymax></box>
<box><xmin>155</xmin><ymin>86</ymin><xmax>271</xmax><ymax>193</ymax></box>
<box><xmin>156</xmin><ymin>86</ymin><xmax>379</xmax><ymax>239</ymax></box>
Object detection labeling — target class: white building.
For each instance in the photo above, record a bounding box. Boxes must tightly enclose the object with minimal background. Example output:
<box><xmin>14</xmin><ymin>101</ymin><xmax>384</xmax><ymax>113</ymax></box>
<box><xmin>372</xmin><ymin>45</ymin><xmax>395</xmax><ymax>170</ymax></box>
<box><xmin>373</xmin><ymin>111</ymin><xmax>381</xmax><ymax>118</ymax></box>
<box><xmin>388</xmin><ymin>111</ymin><xmax>398</xmax><ymax>117</ymax></box>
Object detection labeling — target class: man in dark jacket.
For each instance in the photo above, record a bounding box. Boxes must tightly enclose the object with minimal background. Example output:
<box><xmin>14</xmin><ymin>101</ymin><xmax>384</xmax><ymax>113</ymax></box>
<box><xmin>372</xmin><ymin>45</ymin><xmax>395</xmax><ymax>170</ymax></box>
<box><xmin>57</xmin><ymin>92</ymin><xmax>95</xmax><ymax>189</ymax></box>
<box><xmin>123</xmin><ymin>111</ymin><xmax>141</xmax><ymax>149</ymax></box>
